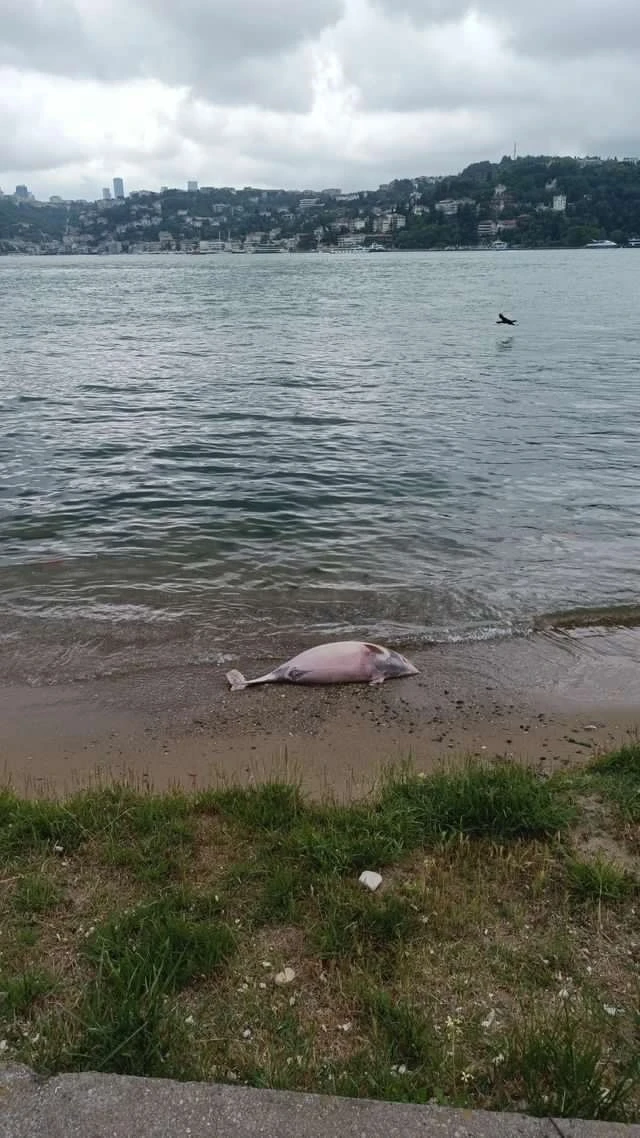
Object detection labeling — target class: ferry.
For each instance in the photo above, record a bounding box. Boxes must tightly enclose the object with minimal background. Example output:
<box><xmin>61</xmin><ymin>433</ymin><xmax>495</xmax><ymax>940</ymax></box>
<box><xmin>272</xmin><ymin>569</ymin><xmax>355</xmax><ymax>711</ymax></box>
<box><xmin>584</xmin><ymin>239</ymin><xmax>618</xmax><ymax>248</ymax></box>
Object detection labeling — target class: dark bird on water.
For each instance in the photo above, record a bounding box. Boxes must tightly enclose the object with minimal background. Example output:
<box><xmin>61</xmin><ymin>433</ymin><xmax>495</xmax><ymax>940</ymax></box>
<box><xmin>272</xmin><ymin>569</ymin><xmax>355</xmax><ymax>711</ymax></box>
<box><xmin>497</xmin><ymin>312</ymin><xmax>517</xmax><ymax>325</ymax></box>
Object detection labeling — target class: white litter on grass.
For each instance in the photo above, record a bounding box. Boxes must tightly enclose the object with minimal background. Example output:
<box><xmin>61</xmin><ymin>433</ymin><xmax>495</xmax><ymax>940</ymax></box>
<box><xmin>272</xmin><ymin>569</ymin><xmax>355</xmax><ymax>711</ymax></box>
<box><xmin>275</xmin><ymin>967</ymin><xmax>296</xmax><ymax>986</ymax></box>
<box><xmin>358</xmin><ymin>870</ymin><xmax>382</xmax><ymax>892</ymax></box>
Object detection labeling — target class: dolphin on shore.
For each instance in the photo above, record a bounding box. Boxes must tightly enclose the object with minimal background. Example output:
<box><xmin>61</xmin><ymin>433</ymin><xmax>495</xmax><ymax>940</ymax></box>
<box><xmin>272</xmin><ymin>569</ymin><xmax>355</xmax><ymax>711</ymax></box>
<box><xmin>226</xmin><ymin>640</ymin><xmax>419</xmax><ymax>690</ymax></box>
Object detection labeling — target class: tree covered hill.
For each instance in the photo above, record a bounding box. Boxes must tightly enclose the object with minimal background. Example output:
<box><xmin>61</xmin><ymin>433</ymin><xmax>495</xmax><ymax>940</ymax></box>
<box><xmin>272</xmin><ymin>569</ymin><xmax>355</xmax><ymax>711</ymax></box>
<box><xmin>2</xmin><ymin>154</ymin><xmax>640</xmax><ymax>253</ymax></box>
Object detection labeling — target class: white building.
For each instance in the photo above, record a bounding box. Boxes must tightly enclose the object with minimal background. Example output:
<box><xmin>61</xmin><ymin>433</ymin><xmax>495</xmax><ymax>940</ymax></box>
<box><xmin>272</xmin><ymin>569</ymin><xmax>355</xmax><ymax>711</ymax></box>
<box><xmin>477</xmin><ymin>220</ymin><xmax>498</xmax><ymax>238</ymax></box>
<box><xmin>199</xmin><ymin>239</ymin><xmax>226</xmax><ymax>253</ymax></box>
<box><xmin>435</xmin><ymin>199</ymin><xmax>460</xmax><ymax>216</ymax></box>
<box><xmin>552</xmin><ymin>194</ymin><xmax>567</xmax><ymax>212</ymax></box>
<box><xmin>373</xmin><ymin>212</ymin><xmax>406</xmax><ymax>233</ymax></box>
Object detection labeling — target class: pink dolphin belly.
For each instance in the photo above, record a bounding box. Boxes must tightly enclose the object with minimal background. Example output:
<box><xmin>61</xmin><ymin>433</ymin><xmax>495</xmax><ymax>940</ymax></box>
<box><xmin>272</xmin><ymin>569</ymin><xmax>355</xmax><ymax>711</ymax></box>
<box><xmin>281</xmin><ymin>641</ymin><xmax>381</xmax><ymax>683</ymax></box>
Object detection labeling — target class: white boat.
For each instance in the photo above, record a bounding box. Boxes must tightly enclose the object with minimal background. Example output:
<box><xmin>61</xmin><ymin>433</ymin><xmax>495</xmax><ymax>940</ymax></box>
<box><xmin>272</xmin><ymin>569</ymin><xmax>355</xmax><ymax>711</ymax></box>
<box><xmin>491</xmin><ymin>240</ymin><xmax>509</xmax><ymax>250</ymax></box>
<box><xmin>585</xmin><ymin>239</ymin><xmax>618</xmax><ymax>248</ymax></box>
<box><xmin>367</xmin><ymin>242</ymin><xmax>387</xmax><ymax>252</ymax></box>
<box><xmin>627</xmin><ymin>237</ymin><xmax>640</xmax><ymax>248</ymax></box>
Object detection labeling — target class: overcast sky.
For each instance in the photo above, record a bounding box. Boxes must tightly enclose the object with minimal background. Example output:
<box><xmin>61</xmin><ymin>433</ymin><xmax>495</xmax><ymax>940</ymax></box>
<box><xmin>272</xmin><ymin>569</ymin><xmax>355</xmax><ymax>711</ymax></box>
<box><xmin>1</xmin><ymin>0</ymin><xmax>639</xmax><ymax>199</ymax></box>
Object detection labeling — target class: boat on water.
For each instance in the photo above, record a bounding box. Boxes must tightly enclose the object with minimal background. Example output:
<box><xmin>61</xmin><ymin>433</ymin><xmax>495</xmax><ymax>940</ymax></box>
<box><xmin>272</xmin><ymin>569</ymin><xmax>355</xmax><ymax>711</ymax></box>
<box><xmin>491</xmin><ymin>240</ymin><xmax>509</xmax><ymax>250</ymax></box>
<box><xmin>627</xmin><ymin>237</ymin><xmax>640</xmax><ymax>247</ymax></box>
<box><xmin>367</xmin><ymin>242</ymin><xmax>387</xmax><ymax>252</ymax></box>
<box><xmin>584</xmin><ymin>239</ymin><xmax>618</xmax><ymax>248</ymax></box>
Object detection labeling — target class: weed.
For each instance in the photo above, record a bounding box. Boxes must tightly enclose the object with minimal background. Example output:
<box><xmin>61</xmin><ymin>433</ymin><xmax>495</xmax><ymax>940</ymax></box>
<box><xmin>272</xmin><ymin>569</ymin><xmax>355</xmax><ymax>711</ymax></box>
<box><xmin>0</xmin><ymin>792</ymin><xmax>84</xmax><ymax>862</ymax></box>
<box><xmin>361</xmin><ymin>989</ymin><xmax>435</xmax><ymax>1067</ymax></box>
<box><xmin>11</xmin><ymin>875</ymin><xmax>63</xmax><ymax>915</ymax></box>
<box><xmin>495</xmin><ymin>1002</ymin><xmax>640</xmax><ymax>1121</ymax></box>
<box><xmin>199</xmin><ymin>783</ymin><xmax>303</xmax><ymax>833</ymax></box>
<box><xmin>0</xmin><ymin>970</ymin><xmax>56</xmax><ymax>1017</ymax></box>
<box><xmin>84</xmin><ymin>892</ymin><xmax>236</xmax><ymax>994</ymax></box>
<box><xmin>588</xmin><ymin>744</ymin><xmax>640</xmax><ymax>826</ymax></box>
<box><xmin>58</xmin><ymin>892</ymin><xmax>237</xmax><ymax>1077</ymax></box>
<box><xmin>254</xmin><ymin>864</ymin><xmax>308</xmax><ymax>924</ymax></box>
<box><xmin>566</xmin><ymin>856</ymin><xmax>638</xmax><ymax>904</ymax></box>
<box><xmin>380</xmin><ymin>762</ymin><xmax>573</xmax><ymax>843</ymax></box>
<box><xmin>311</xmin><ymin>882</ymin><xmax>421</xmax><ymax>962</ymax></box>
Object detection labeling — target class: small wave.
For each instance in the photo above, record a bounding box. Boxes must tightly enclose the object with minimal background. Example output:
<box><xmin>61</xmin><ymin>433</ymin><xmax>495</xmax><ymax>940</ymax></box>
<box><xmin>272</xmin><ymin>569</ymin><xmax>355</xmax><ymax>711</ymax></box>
<box><xmin>535</xmin><ymin>603</ymin><xmax>640</xmax><ymax>632</ymax></box>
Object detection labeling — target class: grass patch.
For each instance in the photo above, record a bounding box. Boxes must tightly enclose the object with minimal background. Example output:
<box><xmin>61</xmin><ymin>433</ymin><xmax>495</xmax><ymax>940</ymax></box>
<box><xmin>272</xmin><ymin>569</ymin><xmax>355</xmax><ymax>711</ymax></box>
<box><xmin>577</xmin><ymin>744</ymin><xmax>640</xmax><ymax>855</ymax></box>
<box><xmin>588</xmin><ymin>744</ymin><xmax>640</xmax><ymax>822</ymax></box>
<box><xmin>496</xmin><ymin>1002</ymin><xmax>640</xmax><ymax>1121</ymax></box>
<box><xmin>63</xmin><ymin>892</ymin><xmax>237</xmax><ymax>1077</ymax></box>
<box><xmin>311</xmin><ymin>882</ymin><xmax>421</xmax><ymax>963</ymax></box>
<box><xmin>0</xmin><ymin>755</ymin><xmax>638</xmax><ymax>1120</ymax></box>
<box><xmin>378</xmin><ymin>763</ymin><xmax>573</xmax><ymax>843</ymax></box>
<box><xmin>0</xmin><ymin>791</ymin><xmax>85</xmax><ymax>862</ymax></box>
<box><xmin>199</xmin><ymin>782</ymin><xmax>304</xmax><ymax>833</ymax></box>
<box><xmin>11</xmin><ymin>874</ymin><xmax>63</xmax><ymax>915</ymax></box>
<box><xmin>0</xmin><ymin>786</ymin><xmax>197</xmax><ymax>881</ymax></box>
<box><xmin>0</xmin><ymin>970</ymin><xmax>56</xmax><ymax>1016</ymax></box>
<box><xmin>84</xmin><ymin>892</ymin><xmax>236</xmax><ymax>993</ymax></box>
<box><xmin>566</xmin><ymin>855</ymin><xmax>638</xmax><ymax>904</ymax></box>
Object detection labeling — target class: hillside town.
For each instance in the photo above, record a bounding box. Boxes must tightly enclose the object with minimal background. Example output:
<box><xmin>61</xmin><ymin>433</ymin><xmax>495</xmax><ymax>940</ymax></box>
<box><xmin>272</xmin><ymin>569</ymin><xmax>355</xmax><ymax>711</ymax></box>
<box><xmin>2</xmin><ymin>154</ymin><xmax>640</xmax><ymax>255</ymax></box>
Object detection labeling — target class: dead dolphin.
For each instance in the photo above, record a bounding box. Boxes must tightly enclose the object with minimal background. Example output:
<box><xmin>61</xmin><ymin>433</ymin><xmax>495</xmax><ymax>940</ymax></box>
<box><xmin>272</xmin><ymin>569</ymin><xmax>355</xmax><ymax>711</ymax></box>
<box><xmin>226</xmin><ymin>640</ymin><xmax>418</xmax><ymax>691</ymax></box>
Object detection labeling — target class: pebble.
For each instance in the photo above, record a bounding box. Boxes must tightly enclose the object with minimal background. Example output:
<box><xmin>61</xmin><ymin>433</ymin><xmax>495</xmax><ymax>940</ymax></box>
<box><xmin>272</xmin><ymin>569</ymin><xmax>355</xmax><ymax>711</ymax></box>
<box><xmin>275</xmin><ymin>967</ymin><xmax>296</xmax><ymax>986</ymax></box>
<box><xmin>359</xmin><ymin>870</ymin><xmax>383</xmax><ymax>892</ymax></box>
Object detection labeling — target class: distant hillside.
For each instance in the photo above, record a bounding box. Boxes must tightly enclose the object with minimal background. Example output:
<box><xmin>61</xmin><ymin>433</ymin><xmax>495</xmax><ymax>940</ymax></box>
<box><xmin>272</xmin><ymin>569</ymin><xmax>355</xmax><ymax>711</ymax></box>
<box><xmin>2</xmin><ymin>154</ymin><xmax>640</xmax><ymax>254</ymax></box>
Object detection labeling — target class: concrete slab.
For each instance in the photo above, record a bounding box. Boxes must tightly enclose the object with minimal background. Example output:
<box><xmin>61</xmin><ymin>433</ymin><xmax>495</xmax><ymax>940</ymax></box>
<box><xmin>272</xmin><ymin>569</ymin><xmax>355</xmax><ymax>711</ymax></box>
<box><xmin>1</xmin><ymin>1065</ymin><xmax>638</xmax><ymax>1138</ymax></box>
<box><xmin>552</xmin><ymin>1121</ymin><xmax>640</xmax><ymax>1138</ymax></box>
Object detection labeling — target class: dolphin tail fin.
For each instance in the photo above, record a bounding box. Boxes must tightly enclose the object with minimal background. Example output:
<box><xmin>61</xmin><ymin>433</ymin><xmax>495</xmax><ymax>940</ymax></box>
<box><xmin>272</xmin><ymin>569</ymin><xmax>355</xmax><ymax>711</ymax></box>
<box><xmin>226</xmin><ymin>668</ymin><xmax>248</xmax><ymax>691</ymax></box>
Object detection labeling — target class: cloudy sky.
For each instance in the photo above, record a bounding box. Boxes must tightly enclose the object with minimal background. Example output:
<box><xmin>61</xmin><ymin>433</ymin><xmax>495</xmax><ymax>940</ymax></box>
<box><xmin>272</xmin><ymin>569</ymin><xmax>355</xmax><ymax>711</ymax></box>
<box><xmin>1</xmin><ymin>0</ymin><xmax>639</xmax><ymax>199</ymax></box>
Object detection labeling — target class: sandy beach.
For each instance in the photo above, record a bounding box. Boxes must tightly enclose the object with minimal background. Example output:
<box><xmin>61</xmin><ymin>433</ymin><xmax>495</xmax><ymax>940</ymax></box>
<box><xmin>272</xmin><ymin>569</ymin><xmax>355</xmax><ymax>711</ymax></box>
<box><xmin>1</xmin><ymin>625</ymin><xmax>638</xmax><ymax>798</ymax></box>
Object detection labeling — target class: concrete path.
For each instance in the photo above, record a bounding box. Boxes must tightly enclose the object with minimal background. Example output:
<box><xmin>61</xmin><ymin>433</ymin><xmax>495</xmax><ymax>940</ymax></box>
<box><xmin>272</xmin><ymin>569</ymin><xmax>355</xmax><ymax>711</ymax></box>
<box><xmin>1</xmin><ymin>1064</ymin><xmax>639</xmax><ymax>1138</ymax></box>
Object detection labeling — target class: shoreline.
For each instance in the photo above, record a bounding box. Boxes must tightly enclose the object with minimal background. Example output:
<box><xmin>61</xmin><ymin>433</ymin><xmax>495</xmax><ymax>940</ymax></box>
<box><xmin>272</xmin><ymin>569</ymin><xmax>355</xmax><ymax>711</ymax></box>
<box><xmin>2</xmin><ymin>626</ymin><xmax>639</xmax><ymax>798</ymax></box>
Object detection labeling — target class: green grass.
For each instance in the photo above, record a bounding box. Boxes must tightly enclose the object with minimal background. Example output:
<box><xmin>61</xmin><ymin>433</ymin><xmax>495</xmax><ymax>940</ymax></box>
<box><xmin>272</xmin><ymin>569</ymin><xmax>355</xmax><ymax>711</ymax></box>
<box><xmin>0</xmin><ymin>791</ymin><xmax>85</xmax><ymax>862</ymax></box>
<box><xmin>566</xmin><ymin>855</ymin><xmax>638</xmax><ymax>903</ymax></box>
<box><xmin>587</xmin><ymin>743</ymin><xmax>640</xmax><ymax>824</ymax></box>
<box><xmin>310</xmin><ymin>882</ymin><xmax>421</xmax><ymax>963</ymax></box>
<box><xmin>0</xmin><ymin>755</ymin><xmax>638</xmax><ymax>1121</ymax></box>
<box><xmin>0</xmin><ymin>970</ymin><xmax>56</xmax><ymax>1016</ymax></box>
<box><xmin>0</xmin><ymin>786</ymin><xmax>198</xmax><ymax>883</ymax></box>
<box><xmin>378</xmin><ymin>763</ymin><xmax>573</xmax><ymax>842</ymax></box>
<box><xmin>11</xmin><ymin>875</ymin><xmax>63</xmax><ymax>915</ymax></box>
<box><xmin>200</xmin><ymin>782</ymin><xmax>304</xmax><ymax>832</ymax></box>
<box><xmin>63</xmin><ymin>892</ymin><xmax>237</xmax><ymax>1077</ymax></box>
<box><xmin>496</xmin><ymin>1002</ymin><xmax>640</xmax><ymax>1121</ymax></box>
<box><xmin>211</xmin><ymin>763</ymin><xmax>572</xmax><ymax>890</ymax></box>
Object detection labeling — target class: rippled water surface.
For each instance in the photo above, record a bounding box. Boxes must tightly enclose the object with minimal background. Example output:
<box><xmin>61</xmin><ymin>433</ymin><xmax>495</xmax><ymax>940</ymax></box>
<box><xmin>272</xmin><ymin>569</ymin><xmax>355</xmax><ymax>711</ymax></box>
<box><xmin>1</xmin><ymin>251</ymin><xmax>639</xmax><ymax>682</ymax></box>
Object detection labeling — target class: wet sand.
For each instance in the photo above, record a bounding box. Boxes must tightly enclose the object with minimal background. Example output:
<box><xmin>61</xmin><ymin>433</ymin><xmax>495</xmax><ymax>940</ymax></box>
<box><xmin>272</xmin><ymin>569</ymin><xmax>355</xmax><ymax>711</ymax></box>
<box><xmin>1</xmin><ymin>627</ymin><xmax>638</xmax><ymax>798</ymax></box>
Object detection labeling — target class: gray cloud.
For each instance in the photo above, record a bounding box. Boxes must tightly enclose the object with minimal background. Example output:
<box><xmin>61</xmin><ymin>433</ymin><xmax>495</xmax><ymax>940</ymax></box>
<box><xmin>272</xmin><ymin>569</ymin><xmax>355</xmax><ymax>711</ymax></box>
<box><xmin>0</xmin><ymin>0</ymin><xmax>344</xmax><ymax>108</ymax></box>
<box><xmin>1</xmin><ymin>0</ymin><xmax>639</xmax><ymax>199</ymax></box>
<box><xmin>371</xmin><ymin>0</ymin><xmax>640</xmax><ymax>57</ymax></box>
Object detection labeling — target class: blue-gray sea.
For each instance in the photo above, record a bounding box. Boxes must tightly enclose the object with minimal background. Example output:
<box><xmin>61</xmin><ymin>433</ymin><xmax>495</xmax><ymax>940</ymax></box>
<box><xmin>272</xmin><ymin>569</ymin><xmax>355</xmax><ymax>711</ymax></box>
<box><xmin>1</xmin><ymin>250</ymin><xmax>639</xmax><ymax>684</ymax></box>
